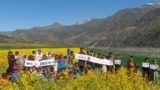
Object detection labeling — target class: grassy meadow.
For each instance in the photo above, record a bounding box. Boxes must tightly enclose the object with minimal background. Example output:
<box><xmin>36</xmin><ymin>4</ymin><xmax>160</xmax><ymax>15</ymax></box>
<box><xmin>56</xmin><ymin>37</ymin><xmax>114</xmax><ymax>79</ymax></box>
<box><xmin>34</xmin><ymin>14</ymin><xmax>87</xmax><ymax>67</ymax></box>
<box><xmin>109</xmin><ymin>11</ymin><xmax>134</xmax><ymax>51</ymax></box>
<box><xmin>87</xmin><ymin>48</ymin><xmax>160</xmax><ymax>67</ymax></box>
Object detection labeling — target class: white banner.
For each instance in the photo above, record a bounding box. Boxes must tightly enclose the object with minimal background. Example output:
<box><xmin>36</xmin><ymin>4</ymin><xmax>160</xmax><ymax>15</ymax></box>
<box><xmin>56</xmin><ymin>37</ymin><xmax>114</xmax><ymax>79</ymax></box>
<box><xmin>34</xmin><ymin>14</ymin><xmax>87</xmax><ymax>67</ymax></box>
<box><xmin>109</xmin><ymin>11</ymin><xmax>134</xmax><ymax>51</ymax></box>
<box><xmin>114</xmin><ymin>60</ymin><xmax>121</xmax><ymax>65</ymax></box>
<box><xmin>40</xmin><ymin>59</ymin><xmax>55</xmax><ymax>66</ymax></box>
<box><xmin>150</xmin><ymin>64</ymin><xmax>157</xmax><ymax>70</ymax></box>
<box><xmin>100</xmin><ymin>59</ymin><xmax>113</xmax><ymax>65</ymax></box>
<box><xmin>75</xmin><ymin>54</ymin><xmax>88</xmax><ymax>60</ymax></box>
<box><xmin>142</xmin><ymin>62</ymin><xmax>149</xmax><ymax>68</ymax></box>
<box><xmin>24</xmin><ymin>59</ymin><xmax>55</xmax><ymax>67</ymax></box>
<box><xmin>24</xmin><ymin>60</ymin><xmax>35</xmax><ymax>67</ymax></box>
<box><xmin>75</xmin><ymin>54</ymin><xmax>114</xmax><ymax>65</ymax></box>
<box><xmin>34</xmin><ymin>60</ymin><xmax>40</xmax><ymax>67</ymax></box>
<box><xmin>106</xmin><ymin>59</ymin><xmax>114</xmax><ymax>66</ymax></box>
<box><xmin>88</xmin><ymin>56</ymin><xmax>100</xmax><ymax>64</ymax></box>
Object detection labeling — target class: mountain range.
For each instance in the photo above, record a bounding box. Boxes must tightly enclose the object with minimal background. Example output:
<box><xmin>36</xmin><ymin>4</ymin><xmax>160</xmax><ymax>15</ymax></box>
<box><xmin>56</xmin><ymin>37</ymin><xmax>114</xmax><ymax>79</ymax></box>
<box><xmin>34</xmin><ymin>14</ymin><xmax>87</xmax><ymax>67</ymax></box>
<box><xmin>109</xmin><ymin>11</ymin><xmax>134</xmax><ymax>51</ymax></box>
<box><xmin>1</xmin><ymin>2</ymin><xmax>160</xmax><ymax>48</ymax></box>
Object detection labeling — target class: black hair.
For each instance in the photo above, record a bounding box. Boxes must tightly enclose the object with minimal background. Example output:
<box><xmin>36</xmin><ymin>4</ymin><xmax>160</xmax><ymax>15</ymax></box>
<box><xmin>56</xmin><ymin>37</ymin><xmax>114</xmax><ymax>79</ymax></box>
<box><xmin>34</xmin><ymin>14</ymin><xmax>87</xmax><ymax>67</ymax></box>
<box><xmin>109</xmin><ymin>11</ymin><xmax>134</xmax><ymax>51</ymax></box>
<box><xmin>2</xmin><ymin>73</ymin><xmax>8</xmax><ymax>78</ymax></box>
<box><xmin>80</xmin><ymin>47</ymin><xmax>83</xmax><ymax>49</ymax></box>
<box><xmin>145</xmin><ymin>57</ymin><xmax>148</xmax><ymax>60</ymax></box>
<box><xmin>108</xmin><ymin>52</ymin><xmax>112</xmax><ymax>55</ymax></box>
<box><xmin>90</xmin><ymin>50</ymin><xmax>93</xmax><ymax>52</ymax></box>
<box><xmin>130</xmin><ymin>55</ymin><xmax>134</xmax><ymax>58</ymax></box>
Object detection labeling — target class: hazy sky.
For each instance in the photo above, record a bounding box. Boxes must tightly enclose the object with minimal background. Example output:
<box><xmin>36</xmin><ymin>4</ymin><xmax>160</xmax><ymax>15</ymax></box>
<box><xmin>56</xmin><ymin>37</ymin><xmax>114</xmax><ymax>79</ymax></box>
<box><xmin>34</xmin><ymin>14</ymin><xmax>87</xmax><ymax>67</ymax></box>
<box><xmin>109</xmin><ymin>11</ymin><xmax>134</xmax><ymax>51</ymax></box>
<box><xmin>0</xmin><ymin>0</ymin><xmax>159</xmax><ymax>31</ymax></box>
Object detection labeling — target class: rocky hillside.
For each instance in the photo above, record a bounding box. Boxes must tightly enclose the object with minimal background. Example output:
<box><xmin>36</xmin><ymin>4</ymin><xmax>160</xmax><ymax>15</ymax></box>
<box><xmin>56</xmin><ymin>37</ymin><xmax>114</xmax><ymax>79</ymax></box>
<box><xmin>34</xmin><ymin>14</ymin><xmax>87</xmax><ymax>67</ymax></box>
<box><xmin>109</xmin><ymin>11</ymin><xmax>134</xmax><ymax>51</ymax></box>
<box><xmin>0</xmin><ymin>34</ymin><xmax>63</xmax><ymax>46</ymax></box>
<box><xmin>1</xmin><ymin>3</ymin><xmax>160</xmax><ymax>47</ymax></box>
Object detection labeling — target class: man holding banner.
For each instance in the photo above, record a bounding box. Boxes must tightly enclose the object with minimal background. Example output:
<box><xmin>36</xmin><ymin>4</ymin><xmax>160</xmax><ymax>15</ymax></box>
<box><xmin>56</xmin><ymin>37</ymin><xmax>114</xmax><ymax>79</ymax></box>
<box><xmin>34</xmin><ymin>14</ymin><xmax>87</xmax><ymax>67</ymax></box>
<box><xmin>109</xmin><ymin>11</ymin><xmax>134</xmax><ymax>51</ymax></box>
<box><xmin>78</xmin><ymin>47</ymin><xmax>86</xmax><ymax>72</ymax></box>
<box><xmin>35</xmin><ymin>49</ymin><xmax>43</xmax><ymax>61</ymax></box>
<box><xmin>86</xmin><ymin>50</ymin><xmax>94</xmax><ymax>68</ymax></box>
<box><xmin>95</xmin><ymin>53</ymin><xmax>102</xmax><ymax>70</ymax></box>
<box><xmin>106</xmin><ymin>54</ymin><xmax>114</xmax><ymax>73</ymax></box>
<box><xmin>114</xmin><ymin>54</ymin><xmax>122</xmax><ymax>73</ymax></box>
<box><xmin>149</xmin><ymin>60</ymin><xmax>159</xmax><ymax>85</ymax></box>
<box><xmin>141</xmin><ymin>57</ymin><xmax>150</xmax><ymax>80</ymax></box>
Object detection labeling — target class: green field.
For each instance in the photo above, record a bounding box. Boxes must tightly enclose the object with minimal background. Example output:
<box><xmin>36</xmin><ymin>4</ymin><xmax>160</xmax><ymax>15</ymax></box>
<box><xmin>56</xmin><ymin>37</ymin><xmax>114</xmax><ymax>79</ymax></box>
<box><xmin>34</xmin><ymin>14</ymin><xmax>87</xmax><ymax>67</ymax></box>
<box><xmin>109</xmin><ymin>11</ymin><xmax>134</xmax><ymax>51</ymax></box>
<box><xmin>86</xmin><ymin>48</ymin><xmax>160</xmax><ymax>67</ymax></box>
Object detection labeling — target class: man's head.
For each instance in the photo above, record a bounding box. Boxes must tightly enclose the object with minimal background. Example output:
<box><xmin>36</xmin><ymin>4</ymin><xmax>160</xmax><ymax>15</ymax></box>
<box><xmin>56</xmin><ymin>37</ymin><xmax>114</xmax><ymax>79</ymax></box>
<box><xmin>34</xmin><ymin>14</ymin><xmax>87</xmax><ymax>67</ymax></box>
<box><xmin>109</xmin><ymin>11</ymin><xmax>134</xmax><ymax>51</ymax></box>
<box><xmin>2</xmin><ymin>73</ymin><xmax>8</xmax><ymax>79</ymax></box>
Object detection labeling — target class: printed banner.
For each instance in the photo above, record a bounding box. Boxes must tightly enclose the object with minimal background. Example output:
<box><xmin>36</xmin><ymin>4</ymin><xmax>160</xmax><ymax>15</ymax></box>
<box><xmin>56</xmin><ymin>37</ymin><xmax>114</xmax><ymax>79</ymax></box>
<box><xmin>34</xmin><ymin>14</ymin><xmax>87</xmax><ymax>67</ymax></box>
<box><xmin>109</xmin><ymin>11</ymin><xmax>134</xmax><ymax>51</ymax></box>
<box><xmin>40</xmin><ymin>59</ymin><xmax>55</xmax><ymax>66</ymax></box>
<box><xmin>150</xmin><ymin>64</ymin><xmax>157</xmax><ymax>70</ymax></box>
<box><xmin>142</xmin><ymin>62</ymin><xmax>150</xmax><ymax>68</ymax></box>
<box><xmin>114</xmin><ymin>60</ymin><xmax>121</xmax><ymax>65</ymax></box>
<box><xmin>88</xmin><ymin>56</ymin><xmax>100</xmax><ymax>64</ymax></box>
<box><xmin>24</xmin><ymin>60</ymin><xmax>35</xmax><ymax>67</ymax></box>
<box><xmin>24</xmin><ymin>59</ymin><xmax>55</xmax><ymax>67</ymax></box>
<box><xmin>99</xmin><ymin>59</ymin><xmax>113</xmax><ymax>65</ymax></box>
<box><xmin>106</xmin><ymin>59</ymin><xmax>114</xmax><ymax>66</ymax></box>
<box><xmin>75</xmin><ymin>54</ymin><xmax>114</xmax><ymax>65</ymax></box>
<box><xmin>75</xmin><ymin>54</ymin><xmax>88</xmax><ymax>60</ymax></box>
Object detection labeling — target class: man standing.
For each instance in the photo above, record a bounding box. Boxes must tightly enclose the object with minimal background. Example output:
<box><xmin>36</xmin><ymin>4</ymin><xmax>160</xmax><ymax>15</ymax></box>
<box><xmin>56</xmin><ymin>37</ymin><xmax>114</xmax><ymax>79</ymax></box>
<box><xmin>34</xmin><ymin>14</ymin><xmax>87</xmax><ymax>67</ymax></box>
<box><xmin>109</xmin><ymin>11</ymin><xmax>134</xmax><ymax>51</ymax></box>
<box><xmin>35</xmin><ymin>49</ymin><xmax>43</xmax><ymax>61</ymax></box>
<box><xmin>149</xmin><ymin>60</ymin><xmax>159</xmax><ymax>85</ymax></box>
<box><xmin>78</xmin><ymin>47</ymin><xmax>86</xmax><ymax>72</ymax></box>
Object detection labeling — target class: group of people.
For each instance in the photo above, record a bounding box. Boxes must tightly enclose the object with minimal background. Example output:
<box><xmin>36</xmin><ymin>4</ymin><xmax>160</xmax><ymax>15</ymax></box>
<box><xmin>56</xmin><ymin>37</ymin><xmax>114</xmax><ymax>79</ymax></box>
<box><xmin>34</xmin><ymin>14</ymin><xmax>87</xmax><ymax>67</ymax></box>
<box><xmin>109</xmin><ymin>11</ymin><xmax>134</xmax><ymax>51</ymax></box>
<box><xmin>141</xmin><ymin>57</ymin><xmax>159</xmax><ymax>84</ymax></box>
<box><xmin>0</xmin><ymin>47</ymin><xmax>159</xmax><ymax>86</ymax></box>
<box><xmin>0</xmin><ymin>51</ymin><xmax>20</xmax><ymax>86</ymax></box>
